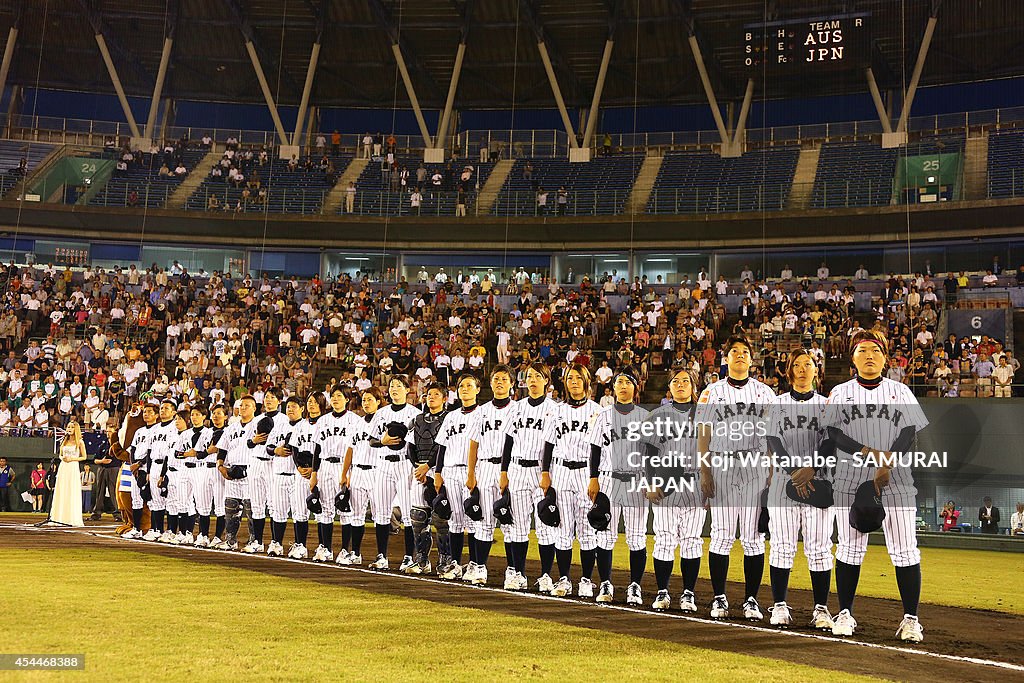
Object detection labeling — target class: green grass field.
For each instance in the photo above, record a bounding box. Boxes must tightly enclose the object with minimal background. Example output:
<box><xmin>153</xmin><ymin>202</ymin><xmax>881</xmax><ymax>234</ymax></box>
<box><xmin>3</xmin><ymin>548</ymin><xmax>882</xmax><ymax>682</ymax></box>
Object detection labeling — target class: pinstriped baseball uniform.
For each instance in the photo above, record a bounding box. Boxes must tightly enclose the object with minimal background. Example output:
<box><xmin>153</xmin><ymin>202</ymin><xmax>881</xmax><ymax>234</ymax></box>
<box><xmin>695</xmin><ymin>377</ymin><xmax>774</xmax><ymax>556</ymax></box>
<box><xmin>128</xmin><ymin>423</ymin><xmax>154</xmax><ymax>509</ymax></box>
<box><xmin>193</xmin><ymin>426</ymin><xmax>225</xmax><ymax>517</ymax></box>
<box><xmin>503</xmin><ymin>397</ymin><xmax>558</xmax><ymax>544</ymax></box>
<box><xmin>250</xmin><ymin>411</ymin><xmax>291</xmax><ymax>521</ymax></box>
<box><xmin>314</xmin><ymin>410</ymin><xmax>362</xmax><ymax>526</ymax></box>
<box><xmin>435</xmin><ymin>405</ymin><xmax>482</xmax><ymax>535</ymax></box>
<box><xmin>146</xmin><ymin>420</ymin><xmax>178</xmax><ymax>512</ymax></box>
<box><xmin>542</xmin><ymin>399</ymin><xmax>602</xmax><ymax>551</ymax></box>
<box><xmin>348</xmin><ymin>414</ymin><xmax>378</xmax><ymax>524</ymax></box>
<box><xmin>216</xmin><ymin>419</ymin><xmax>258</xmax><ymax>501</ymax></box>
<box><xmin>766</xmin><ymin>391</ymin><xmax>834</xmax><ymax>572</ymax></box>
<box><xmin>590</xmin><ymin>403</ymin><xmax>651</xmax><ymax>552</ymax></box>
<box><xmin>267</xmin><ymin>418</ymin><xmax>309</xmax><ymax>524</ymax></box>
<box><xmin>824</xmin><ymin>377</ymin><xmax>928</xmax><ymax>567</ymax></box>
<box><xmin>369</xmin><ymin>403</ymin><xmax>421</xmax><ymax>526</ymax></box>
<box><xmin>165</xmin><ymin>427</ymin><xmax>197</xmax><ymax>517</ymax></box>
<box><xmin>468</xmin><ymin>399</ymin><xmax>518</xmax><ymax>542</ymax></box>
<box><xmin>642</xmin><ymin>402</ymin><xmax>706</xmax><ymax>562</ymax></box>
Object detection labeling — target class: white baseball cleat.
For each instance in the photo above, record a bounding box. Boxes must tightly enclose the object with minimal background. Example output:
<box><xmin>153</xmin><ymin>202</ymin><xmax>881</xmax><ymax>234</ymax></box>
<box><xmin>626</xmin><ymin>582</ymin><xmax>643</xmax><ymax>606</ymax></box>
<box><xmin>810</xmin><ymin>605</ymin><xmax>834</xmax><ymax>631</ymax></box>
<box><xmin>158</xmin><ymin>531</ymin><xmax>174</xmax><ymax>544</ymax></box>
<box><xmin>652</xmin><ymin>590</ymin><xmax>671</xmax><ymax>611</ymax></box>
<box><xmin>769</xmin><ymin>602</ymin><xmax>793</xmax><ymax>628</ymax></box>
<box><xmin>242</xmin><ymin>541</ymin><xmax>264</xmax><ymax>554</ymax></box>
<box><xmin>311</xmin><ymin>545</ymin><xmax>333</xmax><ymax>563</ymax></box>
<box><xmin>335</xmin><ymin>549</ymin><xmax>351</xmax><ymax>565</ymax></box>
<box><xmin>679</xmin><ymin>590</ymin><xmax>698</xmax><ymax>613</ymax></box>
<box><xmin>368</xmin><ymin>554</ymin><xmax>389</xmax><ymax>570</ymax></box>
<box><xmin>181</xmin><ymin>532</ymin><xmax>195</xmax><ymax>546</ymax></box>
<box><xmin>121</xmin><ymin>529</ymin><xmax>142</xmax><ymax>539</ymax></box>
<box><xmin>895</xmin><ymin>615</ymin><xmax>924</xmax><ymax>643</ymax></box>
<box><xmin>287</xmin><ymin>543</ymin><xmax>308</xmax><ymax>559</ymax></box>
<box><xmin>832</xmin><ymin>609</ymin><xmax>857</xmax><ymax>637</ymax></box>
<box><xmin>577</xmin><ymin>578</ymin><xmax>595</xmax><ymax>599</ymax></box>
<box><xmin>596</xmin><ymin>581</ymin><xmax>614</xmax><ymax>604</ymax></box>
<box><xmin>742</xmin><ymin>597</ymin><xmax>764</xmax><ymax>621</ymax></box>
<box><xmin>347</xmin><ymin>553</ymin><xmax>363</xmax><ymax>566</ymax></box>
<box><xmin>469</xmin><ymin>564</ymin><xmax>486</xmax><ymax>585</ymax></box>
<box><xmin>513</xmin><ymin>572</ymin><xmax>529</xmax><ymax>591</ymax></box>
<box><xmin>143</xmin><ymin>529</ymin><xmax>161</xmax><ymax>541</ymax></box>
<box><xmin>709</xmin><ymin>595</ymin><xmax>729</xmax><ymax>619</ymax></box>
<box><xmin>208</xmin><ymin>537</ymin><xmax>225</xmax><ymax>549</ymax></box>
<box><xmin>193</xmin><ymin>534</ymin><xmax>209</xmax><ymax>548</ymax></box>
<box><xmin>460</xmin><ymin>562</ymin><xmax>479</xmax><ymax>581</ymax></box>
<box><xmin>440</xmin><ymin>561</ymin><xmax>464</xmax><ymax>580</ymax></box>
<box><xmin>398</xmin><ymin>555</ymin><xmax>416</xmax><ymax>573</ymax></box>
<box><xmin>410</xmin><ymin>560</ymin><xmax>432</xmax><ymax>575</ymax></box>
<box><xmin>535</xmin><ymin>573</ymin><xmax>555</xmax><ymax>594</ymax></box>
<box><xmin>267</xmin><ymin>541</ymin><xmax>284</xmax><ymax>557</ymax></box>
<box><xmin>169</xmin><ymin>533</ymin><xmax>183</xmax><ymax>545</ymax></box>
<box><xmin>503</xmin><ymin>567</ymin><xmax>518</xmax><ymax>590</ymax></box>
<box><xmin>551</xmin><ymin>576</ymin><xmax>572</xmax><ymax>597</ymax></box>
<box><xmin>223</xmin><ymin>541</ymin><xmax>239</xmax><ymax>552</ymax></box>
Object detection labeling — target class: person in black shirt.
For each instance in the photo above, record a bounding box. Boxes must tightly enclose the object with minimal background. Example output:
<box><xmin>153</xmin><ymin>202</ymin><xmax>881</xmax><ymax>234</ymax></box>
<box><xmin>88</xmin><ymin>429</ymin><xmax>117</xmax><ymax>519</ymax></box>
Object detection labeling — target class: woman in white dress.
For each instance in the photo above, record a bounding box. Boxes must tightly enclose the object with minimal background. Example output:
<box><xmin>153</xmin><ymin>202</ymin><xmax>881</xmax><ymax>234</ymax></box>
<box><xmin>51</xmin><ymin>421</ymin><xmax>87</xmax><ymax>526</ymax></box>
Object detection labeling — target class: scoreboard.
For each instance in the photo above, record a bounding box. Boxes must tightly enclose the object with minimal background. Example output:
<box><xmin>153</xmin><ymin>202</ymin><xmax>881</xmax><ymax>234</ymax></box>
<box><xmin>744</xmin><ymin>14</ymin><xmax>871</xmax><ymax>71</ymax></box>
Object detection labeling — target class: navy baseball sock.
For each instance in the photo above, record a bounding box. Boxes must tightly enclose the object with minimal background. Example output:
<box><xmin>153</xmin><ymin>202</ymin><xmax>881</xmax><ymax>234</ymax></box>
<box><xmin>504</xmin><ymin>542</ymin><xmax>514</xmax><ymax>569</ymax></box>
<box><xmin>654</xmin><ymin>558</ymin><xmax>673</xmax><ymax>591</ymax></box>
<box><xmin>514</xmin><ymin>541</ymin><xmax>530</xmax><ymax>574</ymax></box>
<box><xmin>538</xmin><ymin>543</ymin><xmax>555</xmax><ymax>576</ymax></box>
<box><xmin>132</xmin><ymin>508</ymin><xmax>142</xmax><ymax>530</ymax></box>
<box><xmin>629</xmin><ymin>548</ymin><xmax>647</xmax><ymax>585</ymax></box>
<box><xmin>404</xmin><ymin>526</ymin><xmax>415</xmax><ymax>557</ymax></box>
<box><xmin>835</xmin><ymin>560</ymin><xmax>861</xmax><ymax>612</ymax></box>
<box><xmin>295</xmin><ymin>521</ymin><xmax>309</xmax><ymax>546</ymax></box>
<box><xmin>744</xmin><ymin>554</ymin><xmax>765</xmax><ymax>601</ymax></box>
<box><xmin>467</xmin><ymin>534</ymin><xmax>478</xmax><ymax>564</ymax></box>
<box><xmin>894</xmin><ymin>564</ymin><xmax>921</xmax><ymax>616</ymax></box>
<box><xmin>341</xmin><ymin>524</ymin><xmax>352</xmax><ymax>552</ymax></box>
<box><xmin>810</xmin><ymin>569</ymin><xmax>831</xmax><ymax>607</ymax></box>
<box><xmin>322</xmin><ymin>522</ymin><xmax>335</xmax><ymax>551</ymax></box>
<box><xmin>214</xmin><ymin>516</ymin><xmax>225</xmax><ymax>539</ymax></box>
<box><xmin>351</xmin><ymin>524</ymin><xmax>365</xmax><ymax>554</ymax></box>
<box><xmin>252</xmin><ymin>517</ymin><xmax>266</xmax><ymax>544</ymax></box>
<box><xmin>168</xmin><ymin>513</ymin><xmax>179</xmax><ymax>534</ymax></box>
<box><xmin>708</xmin><ymin>552</ymin><xmax>729</xmax><ymax>596</ymax></box>
<box><xmin>580</xmin><ymin>548</ymin><xmax>596</xmax><ymax>580</ymax></box>
<box><xmin>271</xmin><ymin>521</ymin><xmax>286</xmax><ymax>544</ymax></box>
<box><xmin>770</xmin><ymin>565</ymin><xmax>791</xmax><ymax>604</ymax></box>
<box><xmin>555</xmin><ymin>548</ymin><xmax>572</xmax><ymax>578</ymax></box>
<box><xmin>477</xmin><ymin>539</ymin><xmax>492</xmax><ymax>564</ymax></box>
<box><xmin>596</xmin><ymin>548</ymin><xmax>613</xmax><ymax>583</ymax></box>
<box><xmin>375</xmin><ymin>523</ymin><xmax>390</xmax><ymax>557</ymax></box>
<box><xmin>152</xmin><ymin>510</ymin><xmax>165</xmax><ymax>532</ymax></box>
<box><xmin>185</xmin><ymin>514</ymin><xmax>196</xmax><ymax>533</ymax></box>
<box><xmin>450</xmin><ymin>532</ymin><xmax>465</xmax><ymax>565</ymax></box>
<box><xmin>680</xmin><ymin>557</ymin><xmax>700</xmax><ymax>592</ymax></box>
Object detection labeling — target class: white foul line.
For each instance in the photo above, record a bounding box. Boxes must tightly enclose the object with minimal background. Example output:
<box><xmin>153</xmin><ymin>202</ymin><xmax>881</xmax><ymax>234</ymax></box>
<box><xmin>6</xmin><ymin>522</ymin><xmax>1023</xmax><ymax>673</ymax></box>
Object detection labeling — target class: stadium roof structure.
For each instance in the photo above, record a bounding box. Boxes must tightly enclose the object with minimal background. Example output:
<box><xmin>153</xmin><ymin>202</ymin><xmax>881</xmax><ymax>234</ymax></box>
<box><xmin>1</xmin><ymin>0</ymin><xmax>1021</xmax><ymax>110</ymax></box>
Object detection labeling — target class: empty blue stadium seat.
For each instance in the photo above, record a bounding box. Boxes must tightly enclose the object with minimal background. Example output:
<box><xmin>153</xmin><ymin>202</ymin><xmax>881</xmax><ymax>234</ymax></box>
<box><xmin>988</xmin><ymin>129</ymin><xmax>1024</xmax><ymax>199</ymax></box>
<box><xmin>492</xmin><ymin>155</ymin><xmax>642</xmax><ymax>216</ymax></box>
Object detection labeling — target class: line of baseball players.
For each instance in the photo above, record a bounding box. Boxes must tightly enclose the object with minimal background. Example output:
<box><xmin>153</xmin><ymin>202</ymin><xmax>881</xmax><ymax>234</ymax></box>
<box><xmin>114</xmin><ymin>330</ymin><xmax>926</xmax><ymax>643</ymax></box>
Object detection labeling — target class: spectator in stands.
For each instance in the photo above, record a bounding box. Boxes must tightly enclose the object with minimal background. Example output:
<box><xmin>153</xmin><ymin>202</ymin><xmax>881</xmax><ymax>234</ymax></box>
<box><xmin>779</xmin><ymin>264</ymin><xmax>793</xmax><ymax>281</ymax></box>
<box><xmin>536</xmin><ymin>187</ymin><xmax>548</xmax><ymax>215</ymax></box>
<box><xmin>409</xmin><ymin>188</ymin><xmax>422</xmax><ymax>215</ymax></box>
<box><xmin>993</xmin><ymin>356</ymin><xmax>1014</xmax><ymax>398</ymax></box>
<box><xmin>817</xmin><ymin>262</ymin><xmax>830</xmax><ymax>280</ymax></box>
<box><xmin>456</xmin><ymin>187</ymin><xmax>467</xmax><ymax>217</ymax></box>
<box><xmin>386</xmin><ymin>133</ymin><xmax>397</xmax><ymax>153</ymax></box>
<box><xmin>1011</xmin><ymin>503</ymin><xmax>1024</xmax><ymax>536</ymax></box>
<box><xmin>127</xmin><ymin>191</ymin><xmax>139</xmax><ymax>208</ymax></box>
<box><xmin>158</xmin><ymin>162</ymin><xmax>171</xmax><ymax>177</ymax></box>
<box><xmin>207</xmin><ymin>194</ymin><xmax>219</xmax><ymax>210</ymax></box>
<box><xmin>973</xmin><ymin>352</ymin><xmax>995</xmax><ymax>394</ymax></box>
<box><xmin>854</xmin><ymin>264</ymin><xmax>869</xmax><ymax>280</ymax></box>
<box><xmin>914</xmin><ymin>324</ymin><xmax>933</xmax><ymax>350</ymax></box>
<box><xmin>982</xmin><ymin>270</ymin><xmax>999</xmax><ymax>287</ymax></box>
<box><xmin>992</xmin><ymin>255</ymin><xmax>1002</xmax><ymax>275</ymax></box>
<box><xmin>345</xmin><ymin>182</ymin><xmax>357</xmax><ymax>214</ymax></box>
<box><xmin>602</xmin><ymin>133</ymin><xmax>612</xmax><ymax>156</ymax></box>
<box><xmin>940</xmin><ymin>501</ymin><xmax>960</xmax><ymax>531</ymax></box>
<box><xmin>374</xmin><ymin>132</ymin><xmax>383</xmax><ymax>157</ymax></box>
<box><xmin>331</xmin><ymin>130</ymin><xmax>341</xmax><ymax>155</ymax></box>
<box><xmin>523</xmin><ymin>161</ymin><xmax>533</xmax><ymax>182</ymax></box>
<box><xmin>979</xmin><ymin>497</ymin><xmax>1000</xmax><ymax>534</ymax></box>
<box><xmin>1016</xmin><ymin>265</ymin><xmax>1024</xmax><ymax>286</ymax></box>
<box><xmin>557</xmin><ymin>187</ymin><xmax>568</xmax><ymax>215</ymax></box>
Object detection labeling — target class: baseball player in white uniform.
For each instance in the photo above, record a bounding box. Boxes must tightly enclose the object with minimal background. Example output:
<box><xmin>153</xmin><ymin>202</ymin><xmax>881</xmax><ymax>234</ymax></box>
<box><xmin>397</xmin><ymin>384</ymin><xmax>447</xmax><ymax>574</ymax></box>
<box><xmin>266</xmin><ymin>397</ymin><xmax>308</xmax><ymax>557</ymax></box>
<box><xmin>282</xmin><ymin>393</ymin><xmax>326</xmax><ymax>558</ymax></box>
<box><xmin>341</xmin><ymin>388</ymin><xmax>384</xmax><ymax>566</ymax></box>
<box><xmin>467</xmin><ymin>365</ymin><xmax>517</xmax><ymax>588</ymax></box>
<box><xmin>161</xmin><ymin>409</ymin><xmax>197</xmax><ymax>545</ymax></box>
<box><xmin>181</xmin><ymin>405</ymin><xmax>219</xmax><ymax>547</ymax></box>
<box><xmin>148</xmin><ymin>400</ymin><xmax>180</xmax><ymax>542</ymax></box>
<box><xmin>643</xmin><ymin>368</ymin><xmax>704</xmax><ymax>613</ymax></box>
<box><xmin>246</xmin><ymin>389</ymin><xmax>290</xmax><ymax>554</ymax></box>
<box><xmin>540</xmin><ymin>363</ymin><xmax>602</xmax><ymax>598</ymax></box>
<box><xmin>500</xmin><ymin>362</ymin><xmax>558</xmax><ymax>592</ymax></box>
<box><xmin>697</xmin><ymin>336</ymin><xmax>775</xmax><ymax>621</ymax></box>
<box><xmin>823</xmin><ymin>331</ymin><xmax>928</xmax><ymax>643</ymax></box>
<box><xmin>433</xmin><ymin>373</ymin><xmax>482</xmax><ymax>580</ymax></box>
<box><xmin>587</xmin><ymin>369</ymin><xmax>650</xmax><ymax>605</ymax></box>
<box><xmin>128</xmin><ymin>402</ymin><xmax>160</xmax><ymax>539</ymax></box>
<box><xmin>200</xmin><ymin>405</ymin><xmax>230</xmax><ymax>548</ymax></box>
<box><xmin>367</xmin><ymin>375</ymin><xmax>421</xmax><ymax>571</ymax></box>
<box><xmin>214</xmin><ymin>396</ymin><xmax>259</xmax><ymax>551</ymax></box>
<box><xmin>764</xmin><ymin>350</ymin><xmax>834</xmax><ymax>630</ymax></box>
<box><xmin>310</xmin><ymin>387</ymin><xmax>361</xmax><ymax>563</ymax></box>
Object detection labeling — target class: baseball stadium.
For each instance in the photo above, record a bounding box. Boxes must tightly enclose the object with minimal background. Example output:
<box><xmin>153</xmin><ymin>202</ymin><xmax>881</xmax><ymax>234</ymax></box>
<box><xmin>1</xmin><ymin>1</ymin><xmax>1023</xmax><ymax>681</ymax></box>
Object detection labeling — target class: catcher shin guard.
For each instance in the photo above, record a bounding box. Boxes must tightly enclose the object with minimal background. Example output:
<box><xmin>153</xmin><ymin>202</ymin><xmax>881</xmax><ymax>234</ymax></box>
<box><xmin>411</xmin><ymin>506</ymin><xmax>434</xmax><ymax>561</ymax></box>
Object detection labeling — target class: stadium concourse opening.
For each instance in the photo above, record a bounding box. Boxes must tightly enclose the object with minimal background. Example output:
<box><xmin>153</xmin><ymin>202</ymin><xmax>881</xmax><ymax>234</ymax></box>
<box><xmin>1</xmin><ymin>1</ymin><xmax>1023</xmax><ymax>681</ymax></box>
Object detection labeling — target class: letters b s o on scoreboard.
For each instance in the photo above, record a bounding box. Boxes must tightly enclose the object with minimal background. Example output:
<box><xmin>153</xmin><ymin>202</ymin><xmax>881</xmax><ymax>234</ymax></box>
<box><xmin>744</xmin><ymin>14</ymin><xmax>871</xmax><ymax>71</ymax></box>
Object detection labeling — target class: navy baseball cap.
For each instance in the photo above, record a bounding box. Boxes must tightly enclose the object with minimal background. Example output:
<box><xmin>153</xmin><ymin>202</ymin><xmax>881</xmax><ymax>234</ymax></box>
<box><xmin>226</xmin><ymin>464</ymin><xmax>248</xmax><ymax>480</ymax></box>
<box><xmin>493</xmin><ymin>489</ymin><xmax>513</xmax><ymax>525</ymax></box>
<box><xmin>306</xmin><ymin>486</ymin><xmax>323</xmax><ymax>515</ymax></box>
<box><xmin>335</xmin><ymin>485</ymin><xmax>352</xmax><ymax>514</ymax></box>
<box><xmin>849</xmin><ymin>480</ymin><xmax>886</xmax><ymax>533</ymax></box>
<box><xmin>463</xmin><ymin>486</ymin><xmax>483</xmax><ymax>522</ymax></box>
<box><xmin>536</xmin><ymin>487</ymin><xmax>560</xmax><ymax>527</ymax></box>
<box><xmin>386</xmin><ymin>421</ymin><xmax>409</xmax><ymax>449</ymax></box>
<box><xmin>785</xmin><ymin>478</ymin><xmax>834</xmax><ymax>509</ymax></box>
<box><xmin>432</xmin><ymin>485</ymin><xmax>452</xmax><ymax>520</ymax></box>
<box><xmin>587</xmin><ymin>491</ymin><xmax>611</xmax><ymax>531</ymax></box>
<box><xmin>423</xmin><ymin>481</ymin><xmax>437</xmax><ymax>508</ymax></box>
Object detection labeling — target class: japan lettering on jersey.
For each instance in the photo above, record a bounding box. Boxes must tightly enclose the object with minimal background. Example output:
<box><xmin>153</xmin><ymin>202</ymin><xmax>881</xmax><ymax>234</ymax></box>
<box><xmin>129</xmin><ymin>424</ymin><xmax>155</xmax><ymax>464</ymax></box>
<box><xmin>257</xmin><ymin>412</ymin><xmax>292</xmax><ymax>453</ymax></box>
<box><xmin>183</xmin><ymin>427</ymin><xmax>213</xmax><ymax>461</ymax></box>
<box><xmin>147</xmin><ymin>421</ymin><xmax>180</xmax><ymax>460</ymax></box>
<box><xmin>543</xmin><ymin>400</ymin><xmax>602</xmax><ymax>462</ymax></box>
<box><xmin>269</xmin><ymin>420</ymin><xmax>303</xmax><ymax>473</ymax></box>
<box><xmin>436</xmin><ymin>407</ymin><xmax>480</xmax><ymax>467</ymax></box>
<box><xmin>767</xmin><ymin>392</ymin><xmax>828</xmax><ymax>469</ymax></box>
<box><xmin>469</xmin><ymin>400</ymin><xmax>518</xmax><ymax>457</ymax></box>
<box><xmin>316</xmin><ymin>411</ymin><xmax>361</xmax><ymax>458</ymax></box>
<box><xmin>349</xmin><ymin>415</ymin><xmax>376</xmax><ymax>466</ymax></box>
<box><xmin>589</xmin><ymin>404</ymin><xmax>650</xmax><ymax>472</ymax></box>
<box><xmin>216</xmin><ymin>419</ymin><xmax>257</xmax><ymax>467</ymax></box>
<box><xmin>505</xmin><ymin>398</ymin><xmax>558</xmax><ymax>459</ymax></box>
<box><xmin>695</xmin><ymin>378</ymin><xmax>774</xmax><ymax>452</ymax></box>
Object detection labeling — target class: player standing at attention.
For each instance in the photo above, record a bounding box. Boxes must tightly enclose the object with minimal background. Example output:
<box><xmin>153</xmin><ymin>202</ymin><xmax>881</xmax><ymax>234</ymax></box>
<box><xmin>310</xmin><ymin>386</ymin><xmax>361</xmax><ymax>563</ymax></box>
<box><xmin>203</xmin><ymin>405</ymin><xmax>230</xmax><ymax>549</ymax></box>
<box><xmin>398</xmin><ymin>384</ymin><xmax>447</xmax><ymax>574</ymax></box>
<box><xmin>266</xmin><ymin>397</ymin><xmax>306</xmax><ymax>557</ymax></box>
<box><xmin>824</xmin><ymin>331</ymin><xmax>928</xmax><ymax>642</ymax></box>
<box><xmin>540</xmin><ymin>363</ymin><xmax>602</xmax><ymax>597</ymax></box>
<box><xmin>246</xmin><ymin>389</ymin><xmax>289</xmax><ymax>554</ymax></box>
<box><xmin>129</xmin><ymin>402</ymin><xmax>159</xmax><ymax>540</ymax></box>
<box><xmin>215</xmin><ymin>396</ymin><xmax>258</xmax><ymax>552</ymax></box>
<box><xmin>161</xmin><ymin>409</ymin><xmax>196</xmax><ymax>545</ymax></box>
<box><xmin>764</xmin><ymin>350</ymin><xmax>834</xmax><ymax>630</ymax></box>
<box><xmin>434</xmin><ymin>374</ymin><xmax>482</xmax><ymax>580</ymax></box>
<box><xmin>643</xmin><ymin>368</ymin><xmax>704</xmax><ymax>612</ymax></box>
<box><xmin>341</xmin><ymin>388</ymin><xmax>386</xmax><ymax>566</ymax></box>
<box><xmin>500</xmin><ymin>363</ymin><xmax>558</xmax><ymax>592</ymax></box>
<box><xmin>697</xmin><ymin>336</ymin><xmax>775</xmax><ymax>621</ymax></box>
<box><xmin>588</xmin><ymin>369</ymin><xmax>650</xmax><ymax>605</ymax></box>
<box><xmin>368</xmin><ymin>375</ymin><xmax>422</xmax><ymax>570</ymax></box>
<box><xmin>180</xmin><ymin>406</ymin><xmax>213</xmax><ymax>547</ymax></box>
<box><xmin>467</xmin><ymin>365</ymin><xmax>517</xmax><ymax>588</ymax></box>
<box><xmin>149</xmin><ymin>400</ymin><xmax>181</xmax><ymax>542</ymax></box>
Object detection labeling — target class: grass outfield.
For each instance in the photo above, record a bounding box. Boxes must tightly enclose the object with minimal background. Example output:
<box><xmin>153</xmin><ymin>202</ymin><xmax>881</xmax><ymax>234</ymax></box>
<box><xmin>509</xmin><ymin>533</ymin><xmax>1024</xmax><ymax>615</ymax></box>
<box><xmin>3</xmin><ymin>548</ymin><xmax>881</xmax><ymax>683</ymax></box>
